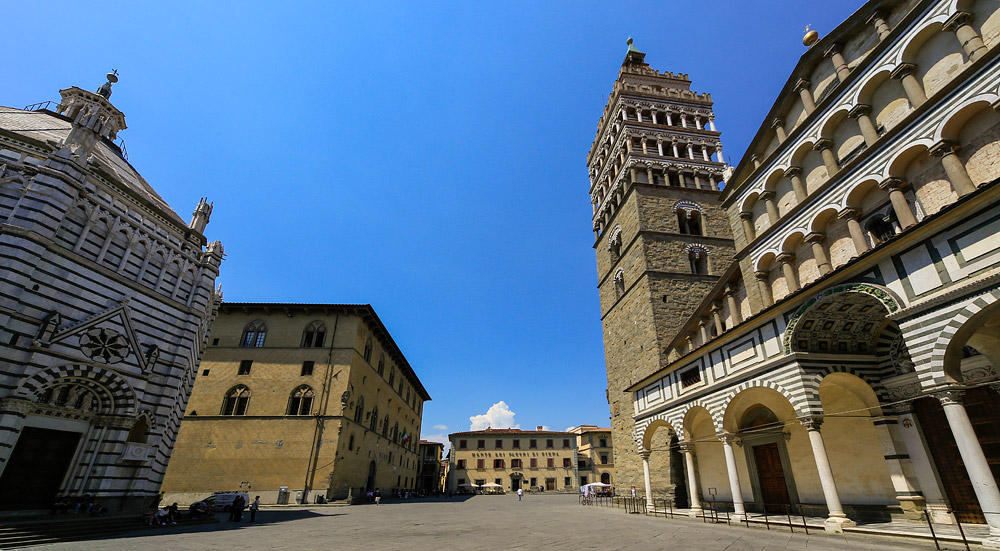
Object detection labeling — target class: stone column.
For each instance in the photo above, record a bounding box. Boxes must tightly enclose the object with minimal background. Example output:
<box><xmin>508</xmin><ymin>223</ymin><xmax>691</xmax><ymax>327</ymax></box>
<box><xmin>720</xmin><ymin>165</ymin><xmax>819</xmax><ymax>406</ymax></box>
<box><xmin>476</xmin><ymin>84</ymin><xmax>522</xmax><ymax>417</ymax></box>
<box><xmin>867</xmin><ymin>11</ymin><xmax>891</xmax><ymax>40</ymax></box>
<box><xmin>800</xmin><ymin>417</ymin><xmax>856</xmax><ymax>532</ymax></box>
<box><xmin>930</xmin><ymin>140</ymin><xmax>977</xmax><ymax>196</ymax></box>
<box><xmin>687</xmin><ymin>144</ymin><xmax>694</xmax><ymax>160</ymax></box>
<box><xmin>716</xmin><ymin>146</ymin><xmax>725</xmax><ymax>164</ymax></box>
<box><xmin>824</xmin><ymin>44</ymin><xmax>851</xmax><ymax>82</ymax></box>
<box><xmin>805</xmin><ymin>232</ymin><xmax>833</xmax><ymax>275</ymax></box>
<box><xmin>679</xmin><ymin>441</ymin><xmax>703</xmax><ymax>517</ymax></box>
<box><xmin>640</xmin><ymin>449</ymin><xmax>654</xmax><ymax>511</ymax></box>
<box><xmin>937</xmin><ymin>390</ymin><xmax>1000</xmax><ymax>545</ymax></box>
<box><xmin>702</xmin><ymin>147</ymin><xmax>710</xmax><ymax>162</ymax></box>
<box><xmin>759</xmin><ymin>191</ymin><xmax>779</xmax><ymax>224</ymax></box>
<box><xmin>666</xmin><ymin>112</ymin><xmax>674</xmax><ymax>126</ymax></box>
<box><xmin>641</xmin><ymin>139</ymin><xmax>648</xmax><ymax>155</ymax></box>
<box><xmin>699</xmin><ymin>319</ymin><xmax>709</xmax><ymax>343</ymax></box>
<box><xmin>694</xmin><ymin>116</ymin><xmax>703</xmax><ymax>130</ymax></box>
<box><xmin>755</xmin><ymin>271</ymin><xmax>773</xmax><ymax>307</ymax></box>
<box><xmin>751</xmin><ymin>154</ymin><xmax>762</xmax><ymax>169</ymax></box>
<box><xmin>651</xmin><ymin>111</ymin><xmax>659</xmax><ymax>125</ymax></box>
<box><xmin>625</xmin><ymin>137</ymin><xmax>633</xmax><ymax>153</ymax></box>
<box><xmin>890</xmin><ymin>63</ymin><xmax>926</xmax><ymax>107</ymax></box>
<box><xmin>794</xmin><ymin>78</ymin><xmax>816</xmax><ymax>113</ymax></box>
<box><xmin>725</xmin><ymin>284</ymin><xmax>742</xmax><ymax>325</ymax></box>
<box><xmin>680</xmin><ymin>114</ymin><xmax>688</xmax><ymax>128</ymax></box>
<box><xmin>878</xmin><ymin>177</ymin><xmax>918</xmax><ymax>227</ymax></box>
<box><xmin>776</xmin><ymin>253</ymin><xmax>799</xmax><ymax>293</ymax></box>
<box><xmin>740</xmin><ymin>212</ymin><xmax>756</xmax><ymax>242</ymax></box>
<box><xmin>720</xmin><ymin>433</ymin><xmax>746</xmax><ymax>516</ymax></box>
<box><xmin>708</xmin><ymin>117</ymin><xmax>717</xmax><ymax>132</ymax></box>
<box><xmin>711</xmin><ymin>305</ymin><xmax>724</xmax><ymax>335</ymax></box>
<box><xmin>672</xmin><ymin>142</ymin><xmax>680</xmax><ymax>158</ymax></box>
<box><xmin>636</xmin><ymin>110</ymin><xmax>643</xmax><ymax>123</ymax></box>
<box><xmin>849</xmin><ymin>103</ymin><xmax>880</xmax><ymax>146</ymax></box>
<box><xmin>838</xmin><ymin>207</ymin><xmax>870</xmax><ymax>255</ymax></box>
<box><xmin>814</xmin><ymin>138</ymin><xmax>840</xmax><ymax>176</ymax></box>
<box><xmin>771</xmin><ymin>118</ymin><xmax>787</xmax><ymax>142</ymax></box>
<box><xmin>646</xmin><ymin>167</ymin><xmax>654</xmax><ymax>185</ymax></box>
<box><xmin>944</xmin><ymin>11</ymin><xmax>987</xmax><ymax>62</ymax></box>
<box><xmin>657</xmin><ymin>140</ymin><xmax>664</xmax><ymax>156</ymax></box>
<box><xmin>786</xmin><ymin>166</ymin><xmax>807</xmax><ymax>202</ymax></box>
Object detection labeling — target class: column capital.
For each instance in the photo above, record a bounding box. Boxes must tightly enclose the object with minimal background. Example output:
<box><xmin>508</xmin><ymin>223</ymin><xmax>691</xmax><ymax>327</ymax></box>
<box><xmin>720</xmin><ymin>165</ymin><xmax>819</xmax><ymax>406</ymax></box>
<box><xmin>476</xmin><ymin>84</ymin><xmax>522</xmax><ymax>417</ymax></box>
<box><xmin>754</xmin><ymin>270</ymin><xmax>770</xmax><ymax>281</ymax></box>
<box><xmin>935</xmin><ymin>387</ymin><xmax>966</xmax><ymax>406</ymax></box>
<box><xmin>739</xmin><ymin>211</ymin><xmax>753</xmax><ymax>221</ymax></box>
<box><xmin>890</xmin><ymin>62</ymin><xmax>917</xmax><ymax>80</ymax></box>
<box><xmin>878</xmin><ymin>176</ymin><xmax>906</xmax><ymax>191</ymax></box>
<box><xmin>943</xmin><ymin>11</ymin><xmax>974</xmax><ymax>32</ymax></box>
<box><xmin>837</xmin><ymin>207</ymin><xmax>860</xmax><ymax>220</ymax></box>
<box><xmin>793</xmin><ymin>78</ymin><xmax>812</xmax><ymax>93</ymax></box>
<box><xmin>799</xmin><ymin>415</ymin><xmax>824</xmax><ymax>430</ymax></box>
<box><xmin>822</xmin><ymin>43</ymin><xmax>842</xmax><ymax>58</ymax></box>
<box><xmin>929</xmin><ymin>139</ymin><xmax>960</xmax><ymax>158</ymax></box>
<box><xmin>758</xmin><ymin>190</ymin><xmax>776</xmax><ymax>201</ymax></box>
<box><xmin>775</xmin><ymin>252</ymin><xmax>796</xmax><ymax>264</ymax></box>
<box><xmin>725</xmin><ymin>282</ymin><xmax>740</xmax><ymax>296</ymax></box>
<box><xmin>804</xmin><ymin>231</ymin><xmax>825</xmax><ymax>244</ymax></box>
<box><xmin>813</xmin><ymin>138</ymin><xmax>834</xmax><ymax>152</ymax></box>
<box><xmin>638</xmin><ymin>449</ymin><xmax>652</xmax><ymax>461</ymax></box>
<box><xmin>678</xmin><ymin>441</ymin><xmax>696</xmax><ymax>453</ymax></box>
<box><xmin>698</xmin><ymin>318</ymin><xmax>707</xmax><ymax>328</ymax></box>
<box><xmin>719</xmin><ymin>432</ymin><xmax>739</xmax><ymax>445</ymax></box>
<box><xmin>865</xmin><ymin>10</ymin><xmax>886</xmax><ymax>26</ymax></box>
<box><xmin>848</xmin><ymin>103</ymin><xmax>872</xmax><ymax>119</ymax></box>
<box><xmin>785</xmin><ymin>165</ymin><xmax>803</xmax><ymax>178</ymax></box>
<box><xmin>770</xmin><ymin>118</ymin><xmax>785</xmax><ymax>129</ymax></box>
<box><xmin>710</xmin><ymin>303</ymin><xmax>721</xmax><ymax>314</ymax></box>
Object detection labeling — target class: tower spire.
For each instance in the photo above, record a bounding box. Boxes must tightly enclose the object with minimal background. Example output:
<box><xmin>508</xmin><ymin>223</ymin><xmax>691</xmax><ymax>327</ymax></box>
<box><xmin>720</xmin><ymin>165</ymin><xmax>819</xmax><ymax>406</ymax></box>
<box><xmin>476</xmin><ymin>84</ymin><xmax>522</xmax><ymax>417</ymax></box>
<box><xmin>623</xmin><ymin>37</ymin><xmax>647</xmax><ymax>66</ymax></box>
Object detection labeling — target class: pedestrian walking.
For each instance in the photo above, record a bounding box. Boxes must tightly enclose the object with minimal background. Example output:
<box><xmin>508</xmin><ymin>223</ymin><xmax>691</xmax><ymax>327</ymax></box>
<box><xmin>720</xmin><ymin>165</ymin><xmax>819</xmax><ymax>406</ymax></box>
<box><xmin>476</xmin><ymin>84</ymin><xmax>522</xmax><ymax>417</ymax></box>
<box><xmin>249</xmin><ymin>496</ymin><xmax>260</xmax><ymax>522</ymax></box>
<box><xmin>374</xmin><ymin>488</ymin><xmax>381</xmax><ymax>506</ymax></box>
<box><xmin>517</xmin><ymin>488</ymin><xmax>523</xmax><ymax>502</ymax></box>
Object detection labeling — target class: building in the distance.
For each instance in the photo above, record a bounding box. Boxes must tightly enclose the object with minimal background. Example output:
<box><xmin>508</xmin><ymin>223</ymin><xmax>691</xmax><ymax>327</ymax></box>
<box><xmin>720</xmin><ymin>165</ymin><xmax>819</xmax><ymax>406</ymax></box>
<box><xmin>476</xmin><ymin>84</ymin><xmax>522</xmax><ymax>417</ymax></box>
<box><xmin>568</xmin><ymin>425</ymin><xmax>615</xmax><ymax>487</ymax></box>
<box><xmin>0</xmin><ymin>76</ymin><xmax>223</xmax><ymax>515</ymax></box>
<box><xmin>160</xmin><ymin>302</ymin><xmax>430</xmax><ymax>505</ymax></box>
<box><xmin>447</xmin><ymin>427</ymin><xmax>578</xmax><ymax>493</ymax></box>
<box><xmin>614</xmin><ymin>0</ymin><xmax>1000</xmax><ymax>540</ymax></box>
<box><xmin>417</xmin><ymin>440</ymin><xmax>444</xmax><ymax>494</ymax></box>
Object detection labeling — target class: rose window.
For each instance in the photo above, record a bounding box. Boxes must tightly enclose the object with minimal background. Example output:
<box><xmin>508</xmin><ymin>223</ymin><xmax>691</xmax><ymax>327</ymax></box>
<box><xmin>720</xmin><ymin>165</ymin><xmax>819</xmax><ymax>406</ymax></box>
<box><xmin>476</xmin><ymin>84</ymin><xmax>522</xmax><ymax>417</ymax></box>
<box><xmin>79</xmin><ymin>327</ymin><xmax>130</xmax><ymax>363</ymax></box>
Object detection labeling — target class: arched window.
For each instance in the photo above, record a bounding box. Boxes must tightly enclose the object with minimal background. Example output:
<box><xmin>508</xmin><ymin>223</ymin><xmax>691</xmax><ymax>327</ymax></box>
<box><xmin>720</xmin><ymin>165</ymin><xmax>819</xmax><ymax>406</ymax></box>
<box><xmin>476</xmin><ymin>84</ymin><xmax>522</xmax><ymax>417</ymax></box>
<box><xmin>369</xmin><ymin>406</ymin><xmax>379</xmax><ymax>431</ymax></box>
<box><xmin>613</xmin><ymin>269</ymin><xmax>625</xmax><ymax>297</ymax></box>
<box><xmin>127</xmin><ymin>416</ymin><xmax>150</xmax><ymax>443</ymax></box>
<box><xmin>287</xmin><ymin>385</ymin><xmax>314</xmax><ymax>415</ymax></box>
<box><xmin>221</xmin><ymin>386</ymin><xmax>251</xmax><ymax>415</ymax></box>
<box><xmin>301</xmin><ymin>321</ymin><xmax>326</xmax><ymax>348</ymax></box>
<box><xmin>865</xmin><ymin>208</ymin><xmax>899</xmax><ymax>246</ymax></box>
<box><xmin>363</xmin><ymin>337</ymin><xmax>373</xmax><ymax>362</ymax></box>
<box><xmin>686</xmin><ymin>246</ymin><xmax>709</xmax><ymax>275</ymax></box>
<box><xmin>389</xmin><ymin>366</ymin><xmax>396</xmax><ymax>387</ymax></box>
<box><xmin>675</xmin><ymin>201</ymin><xmax>704</xmax><ymax>235</ymax></box>
<box><xmin>607</xmin><ymin>226</ymin><xmax>623</xmax><ymax>260</ymax></box>
<box><xmin>354</xmin><ymin>395</ymin><xmax>365</xmax><ymax>424</ymax></box>
<box><xmin>391</xmin><ymin>422</ymin><xmax>399</xmax><ymax>442</ymax></box>
<box><xmin>381</xmin><ymin>416</ymin><xmax>390</xmax><ymax>437</ymax></box>
<box><xmin>240</xmin><ymin>320</ymin><xmax>267</xmax><ymax>348</ymax></box>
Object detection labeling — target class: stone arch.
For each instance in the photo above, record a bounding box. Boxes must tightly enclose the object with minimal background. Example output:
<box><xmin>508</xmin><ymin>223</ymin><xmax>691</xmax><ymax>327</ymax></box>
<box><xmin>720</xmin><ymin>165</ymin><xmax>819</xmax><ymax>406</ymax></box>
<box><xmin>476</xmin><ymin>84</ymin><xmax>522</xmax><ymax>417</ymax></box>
<box><xmin>606</xmin><ymin>225</ymin><xmax>623</xmax><ymax>251</ymax></box>
<box><xmin>14</xmin><ymin>364</ymin><xmax>137</xmax><ymax>416</ymax></box>
<box><xmin>934</xmin><ymin>287</ymin><xmax>1000</xmax><ymax>383</ymax></box>
<box><xmin>720</xmin><ymin>379</ymin><xmax>808</xmax><ymax>434</ymax></box>
<box><xmin>897</xmin><ymin>19</ymin><xmax>953</xmax><ymax>65</ymax></box>
<box><xmin>782</xmin><ymin>282</ymin><xmax>903</xmax><ymax>354</ymax></box>
<box><xmin>640</xmin><ymin>417</ymin><xmax>679</xmax><ymax>451</ymax></box>
<box><xmin>682</xmin><ymin>404</ymin><xmax>718</xmax><ymax>440</ymax></box>
<box><xmin>936</xmin><ymin>96</ymin><xmax>1000</xmax><ymax>143</ymax></box>
<box><xmin>800</xmin><ymin>367</ymin><xmax>888</xmax><ymax>416</ymax></box>
<box><xmin>754</xmin><ymin>250</ymin><xmax>778</xmax><ymax>273</ymax></box>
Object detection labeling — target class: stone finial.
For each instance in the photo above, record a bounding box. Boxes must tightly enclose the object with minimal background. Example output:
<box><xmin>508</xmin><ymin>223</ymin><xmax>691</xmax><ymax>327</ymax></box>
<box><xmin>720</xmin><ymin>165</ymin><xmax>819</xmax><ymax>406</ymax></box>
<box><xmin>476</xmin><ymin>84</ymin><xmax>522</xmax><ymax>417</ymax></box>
<box><xmin>189</xmin><ymin>197</ymin><xmax>214</xmax><ymax>234</ymax></box>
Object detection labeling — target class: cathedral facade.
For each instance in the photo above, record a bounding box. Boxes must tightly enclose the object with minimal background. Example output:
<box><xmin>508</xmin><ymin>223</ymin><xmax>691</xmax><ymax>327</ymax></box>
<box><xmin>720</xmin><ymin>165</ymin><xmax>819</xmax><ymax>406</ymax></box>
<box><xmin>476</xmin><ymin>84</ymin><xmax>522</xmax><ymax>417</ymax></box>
<box><xmin>0</xmin><ymin>77</ymin><xmax>223</xmax><ymax>514</ymax></box>
<box><xmin>587</xmin><ymin>41</ymin><xmax>735</xmax><ymax>502</ymax></box>
<box><xmin>613</xmin><ymin>0</ymin><xmax>1000</xmax><ymax>543</ymax></box>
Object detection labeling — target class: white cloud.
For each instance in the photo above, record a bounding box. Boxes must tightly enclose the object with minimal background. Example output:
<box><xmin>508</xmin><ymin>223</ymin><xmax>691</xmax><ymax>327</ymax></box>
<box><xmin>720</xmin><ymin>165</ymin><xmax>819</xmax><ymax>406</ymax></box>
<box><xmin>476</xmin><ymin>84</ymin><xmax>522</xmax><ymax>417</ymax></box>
<box><xmin>469</xmin><ymin>401</ymin><xmax>519</xmax><ymax>431</ymax></box>
<box><xmin>433</xmin><ymin>424</ymin><xmax>448</xmax><ymax>431</ymax></box>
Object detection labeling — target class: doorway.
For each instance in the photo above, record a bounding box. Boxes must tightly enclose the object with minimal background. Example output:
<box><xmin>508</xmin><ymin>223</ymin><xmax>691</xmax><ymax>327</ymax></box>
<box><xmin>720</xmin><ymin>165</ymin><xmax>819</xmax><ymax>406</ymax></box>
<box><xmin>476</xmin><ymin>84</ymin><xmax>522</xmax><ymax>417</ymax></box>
<box><xmin>913</xmin><ymin>388</ymin><xmax>1000</xmax><ymax>523</ymax></box>
<box><xmin>510</xmin><ymin>477</ymin><xmax>520</xmax><ymax>491</ymax></box>
<box><xmin>0</xmin><ymin>427</ymin><xmax>82</xmax><ymax>510</ymax></box>
<box><xmin>752</xmin><ymin>442</ymin><xmax>791</xmax><ymax>507</ymax></box>
<box><xmin>545</xmin><ymin>478</ymin><xmax>556</xmax><ymax>491</ymax></box>
<box><xmin>365</xmin><ymin>461</ymin><xmax>377</xmax><ymax>493</ymax></box>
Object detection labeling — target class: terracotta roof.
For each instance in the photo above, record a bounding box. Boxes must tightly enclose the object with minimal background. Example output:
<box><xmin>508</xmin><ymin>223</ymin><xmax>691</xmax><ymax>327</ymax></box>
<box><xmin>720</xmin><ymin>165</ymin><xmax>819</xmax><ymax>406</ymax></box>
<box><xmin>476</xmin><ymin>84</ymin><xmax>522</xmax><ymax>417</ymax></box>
<box><xmin>418</xmin><ymin>440</ymin><xmax>443</xmax><ymax>446</ymax></box>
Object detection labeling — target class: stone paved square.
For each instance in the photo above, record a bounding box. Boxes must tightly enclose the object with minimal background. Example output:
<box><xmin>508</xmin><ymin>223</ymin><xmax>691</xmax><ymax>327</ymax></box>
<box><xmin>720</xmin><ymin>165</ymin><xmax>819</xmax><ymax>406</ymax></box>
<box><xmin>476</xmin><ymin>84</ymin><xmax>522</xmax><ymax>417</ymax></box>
<box><xmin>30</xmin><ymin>495</ymin><xmax>963</xmax><ymax>551</ymax></box>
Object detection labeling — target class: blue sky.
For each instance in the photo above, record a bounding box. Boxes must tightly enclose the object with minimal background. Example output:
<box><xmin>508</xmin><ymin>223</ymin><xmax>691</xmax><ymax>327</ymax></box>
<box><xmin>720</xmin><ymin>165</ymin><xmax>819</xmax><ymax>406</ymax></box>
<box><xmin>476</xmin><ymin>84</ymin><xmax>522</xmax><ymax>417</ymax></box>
<box><xmin>6</xmin><ymin>1</ymin><xmax>861</xmax><ymax>448</ymax></box>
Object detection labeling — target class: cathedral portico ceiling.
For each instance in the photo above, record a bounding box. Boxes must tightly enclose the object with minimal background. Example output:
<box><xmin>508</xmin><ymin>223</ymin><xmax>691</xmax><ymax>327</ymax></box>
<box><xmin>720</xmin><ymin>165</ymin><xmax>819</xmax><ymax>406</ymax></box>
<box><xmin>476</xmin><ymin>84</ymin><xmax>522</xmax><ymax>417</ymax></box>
<box><xmin>787</xmin><ymin>289</ymin><xmax>893</xmax><ymax>354</ymax></box>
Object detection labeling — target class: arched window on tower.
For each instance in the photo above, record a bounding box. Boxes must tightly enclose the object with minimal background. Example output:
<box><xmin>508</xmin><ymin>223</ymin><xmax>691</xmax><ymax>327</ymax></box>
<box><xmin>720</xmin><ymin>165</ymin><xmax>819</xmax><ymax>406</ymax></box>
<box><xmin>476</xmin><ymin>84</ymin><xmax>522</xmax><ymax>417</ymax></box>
<box><xmin>240</xmin><ymin>320</ymin><xmax>267</xmax><ymax>348</ymax></box>
<box><xmin>369</xmin><ymin>406</ymin><xmax>379</xmax><ymax>431</ymax></box>
<box><xmin>675</xmin><ymin>201</ymin><xmax>704</xmax><ymax>235</ymax></box>
<box><xmin>687</xmin><ymin>246</ymin><xmax>709</xmax><ymax>275</ymax></box>
<box><xmin>608</xmin><ymin>226</ymin><xmax>623</xmax><ymax>261</ymax></box>
<box><xmin>301</xmin><ymin>321</ymin><xmax>326</xmax><ymax>348</ymax></box>
<box><xmin>613</xmin><ymin>269</ymin><xmax>625</xmax><ymax>297</ymax></box>
<box><xmin>221</xmin><ymin>385</ymin><xmax>251</xmax><ymax>415</ymax></box>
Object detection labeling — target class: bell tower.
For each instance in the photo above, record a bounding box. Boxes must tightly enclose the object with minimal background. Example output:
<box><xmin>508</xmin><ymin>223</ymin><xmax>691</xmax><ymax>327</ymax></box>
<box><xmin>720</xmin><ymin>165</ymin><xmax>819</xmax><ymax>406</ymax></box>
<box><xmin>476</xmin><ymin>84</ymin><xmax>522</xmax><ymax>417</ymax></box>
<box><xmin>587</xmin><ymin>39</ymin><xmax>735</xmax><ymax>503</ymax></box>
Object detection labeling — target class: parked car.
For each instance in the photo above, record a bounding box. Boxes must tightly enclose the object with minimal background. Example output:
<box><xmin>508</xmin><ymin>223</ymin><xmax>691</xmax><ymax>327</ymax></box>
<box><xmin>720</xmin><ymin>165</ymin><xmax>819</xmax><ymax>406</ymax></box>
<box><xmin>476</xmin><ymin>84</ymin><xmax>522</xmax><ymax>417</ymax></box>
<box><xmin>200</xmin><ymin>492</ymin><xmax>249</xmax><ymax>512</ymax></box>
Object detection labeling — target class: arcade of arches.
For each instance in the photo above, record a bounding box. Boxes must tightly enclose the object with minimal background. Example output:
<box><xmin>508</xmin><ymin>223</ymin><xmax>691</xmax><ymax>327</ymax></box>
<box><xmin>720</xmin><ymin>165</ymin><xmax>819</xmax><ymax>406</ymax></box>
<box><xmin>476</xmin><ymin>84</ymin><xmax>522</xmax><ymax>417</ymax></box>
<box><xmin>636</xmin><ymin>291</ymin><xmax>1000</xmax><ymax>535</ymax></box>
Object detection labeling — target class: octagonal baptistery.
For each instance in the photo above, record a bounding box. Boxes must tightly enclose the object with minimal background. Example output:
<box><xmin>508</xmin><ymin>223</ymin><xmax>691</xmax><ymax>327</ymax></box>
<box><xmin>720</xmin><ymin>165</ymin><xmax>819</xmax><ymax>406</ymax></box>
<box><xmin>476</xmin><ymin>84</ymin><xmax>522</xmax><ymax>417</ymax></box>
<box><xmin>0</xmin><ymin>76</ymin><xmax>223</xmax><ymax>516</ymax></box>
<box><xmin>625</xmin><ymin>0</ymin><xmax>1000</xmax><ymax>542</ymax></box>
